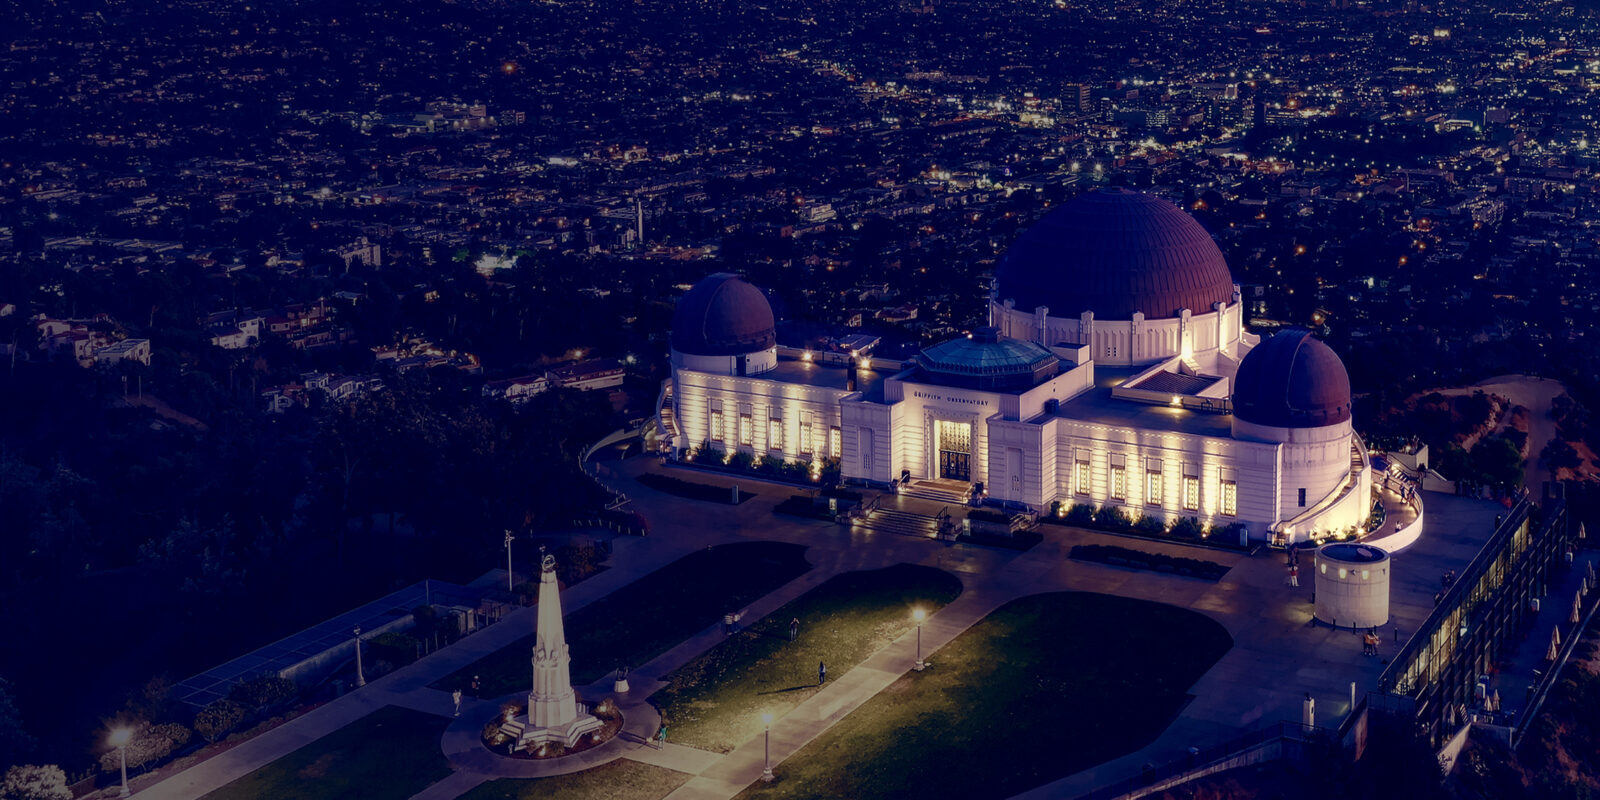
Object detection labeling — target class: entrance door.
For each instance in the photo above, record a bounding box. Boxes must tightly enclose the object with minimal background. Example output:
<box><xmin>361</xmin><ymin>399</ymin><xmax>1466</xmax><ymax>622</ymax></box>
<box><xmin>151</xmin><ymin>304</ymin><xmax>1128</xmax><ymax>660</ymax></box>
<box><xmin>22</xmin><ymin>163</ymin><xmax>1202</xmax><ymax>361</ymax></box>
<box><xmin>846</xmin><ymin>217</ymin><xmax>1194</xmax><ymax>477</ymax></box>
<box><xmin>936</xmin><ymin>420</ymin><xmax>972</xmax><ymax>482</ymax></box>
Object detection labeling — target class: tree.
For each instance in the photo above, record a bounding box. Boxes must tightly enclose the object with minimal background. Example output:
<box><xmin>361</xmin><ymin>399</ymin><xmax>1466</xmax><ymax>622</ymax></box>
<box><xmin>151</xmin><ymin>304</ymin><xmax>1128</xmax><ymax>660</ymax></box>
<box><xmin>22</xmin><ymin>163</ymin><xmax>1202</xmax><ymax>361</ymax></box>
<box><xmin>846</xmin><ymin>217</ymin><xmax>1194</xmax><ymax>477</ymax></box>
<box><xmin>226</xmin><ymin>676</ymin><xmax>295</xmax><ymax>711</ymax></box>
<box><xmin>0</xmin><ymin>765</ymin><xmax>71</xmax><ymax>800</ymax></box>
<box><xmin>193</xmin><ymin>700</ymin><xmax>246</xmax><ymax>745</ymax></box>
<box><xmin>1540</xmin><ymin>439</ymin><xmax>1582</xmax><ymax>478</ymax></box>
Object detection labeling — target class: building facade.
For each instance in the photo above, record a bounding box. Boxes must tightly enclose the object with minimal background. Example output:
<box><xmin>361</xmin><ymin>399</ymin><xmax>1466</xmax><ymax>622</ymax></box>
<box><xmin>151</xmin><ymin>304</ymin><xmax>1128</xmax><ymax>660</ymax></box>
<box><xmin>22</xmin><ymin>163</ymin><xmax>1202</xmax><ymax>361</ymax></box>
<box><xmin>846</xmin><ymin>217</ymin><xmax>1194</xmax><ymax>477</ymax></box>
<box><xmin>659</xmin><ymin>189</ymin><xmax>1373</xmax><ymax>544</ymax></box>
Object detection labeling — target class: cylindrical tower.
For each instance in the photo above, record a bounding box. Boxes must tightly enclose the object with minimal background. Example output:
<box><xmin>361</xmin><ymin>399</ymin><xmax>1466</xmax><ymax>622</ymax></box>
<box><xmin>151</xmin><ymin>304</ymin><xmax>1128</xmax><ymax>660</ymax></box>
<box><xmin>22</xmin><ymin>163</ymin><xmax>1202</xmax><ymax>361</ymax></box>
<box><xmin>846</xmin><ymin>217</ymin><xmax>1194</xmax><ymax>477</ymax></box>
<box><xmin>1314</xmin><ymin>543</ymin><xmax>1391</xmax><ymax>628</ymax></box>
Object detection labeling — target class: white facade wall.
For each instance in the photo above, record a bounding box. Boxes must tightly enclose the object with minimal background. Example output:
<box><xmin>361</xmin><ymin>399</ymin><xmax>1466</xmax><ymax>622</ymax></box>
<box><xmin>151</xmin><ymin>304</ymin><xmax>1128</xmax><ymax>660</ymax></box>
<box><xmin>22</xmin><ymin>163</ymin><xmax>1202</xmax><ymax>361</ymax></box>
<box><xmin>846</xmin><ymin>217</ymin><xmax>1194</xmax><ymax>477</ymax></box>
<box><xmin>840</xmin><ymin>400</ymin><xmax>896</xmax><ymax>483</ymax></box>
<box><xmin>672</xmin><ymin>366</ymin><xmax>845</xmax><ymax>463</ymax></box>
<box><xmin>1233</xmin><ymin>418</ymin><xmax>1355</xmax><ymax>520</ymax></box>
<box><xmin>1051</xmin><ymin>420</ymin><xmax>1282</xmax><ymax>536</ymax></box>
<box><xmin>671</xmin><ymin>347</ymin><xmax>779</xmax><ymax>377</ymax></box>
<box><xmin>991</xmin><ymin>298</ymin><xmax>1244</xmax><ymax>368</ymax></box>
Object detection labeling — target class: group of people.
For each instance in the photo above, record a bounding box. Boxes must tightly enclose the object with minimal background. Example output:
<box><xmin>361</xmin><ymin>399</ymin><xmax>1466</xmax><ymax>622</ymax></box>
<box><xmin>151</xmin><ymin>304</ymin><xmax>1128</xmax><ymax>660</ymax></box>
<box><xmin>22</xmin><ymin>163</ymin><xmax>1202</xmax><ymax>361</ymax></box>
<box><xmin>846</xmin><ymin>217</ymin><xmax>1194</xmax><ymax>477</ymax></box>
<box><xmin>1361</xmin><ymin>628</ymin><xmax>1382</xmax><ymax>656</ymax></box>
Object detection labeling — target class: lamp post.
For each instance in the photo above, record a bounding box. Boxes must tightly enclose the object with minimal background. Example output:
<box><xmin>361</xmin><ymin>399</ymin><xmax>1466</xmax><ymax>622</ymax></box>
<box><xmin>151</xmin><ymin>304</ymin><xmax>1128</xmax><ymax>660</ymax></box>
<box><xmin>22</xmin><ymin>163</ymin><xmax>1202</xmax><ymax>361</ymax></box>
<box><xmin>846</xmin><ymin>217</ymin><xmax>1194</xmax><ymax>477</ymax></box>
<box><xmin>109</xmin><ymin>727</ymin><xmax>131</xmax><ymax>798</ymax></box>
<box><xmin>354</xmin><ymin>626</ymin><xmax>366</xmax><ymax>687</ymax></box>
<box><xmin>913</xmin><ymin>608</ymin><xmax>927</xmax><ymax>671</ymax></box>
<box><xmin>761</xmin><ymin>712</ymin><xmax>775</xmax><ymax>782</ymax></box>
<box><xmin>504</xmin><ymin>530</ymin><xmax>515</xmax><ymax>593</ymax></box>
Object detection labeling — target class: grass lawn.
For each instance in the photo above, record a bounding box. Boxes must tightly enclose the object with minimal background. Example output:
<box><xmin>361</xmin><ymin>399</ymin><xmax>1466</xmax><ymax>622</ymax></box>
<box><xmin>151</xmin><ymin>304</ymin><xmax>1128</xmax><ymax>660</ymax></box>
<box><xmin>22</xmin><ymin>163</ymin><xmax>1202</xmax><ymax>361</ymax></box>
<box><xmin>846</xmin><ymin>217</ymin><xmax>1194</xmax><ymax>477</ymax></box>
<box><xmin>457</xmin><ymin>760</ymin><xmax>691</xmax><ymax>800</ymax></box>
<box><xmin>200</xmin><ymin>706</ymin><xmax>451</xmax><ymax>800</ymax></box>
<box><xmin>438</xmin><ymin>541</ymin><xmax>811</xmax><ymax>696</ymax></box>
<box><xmin>732</xmin><ymin>592</ymin><xmax>1233</xmax><ymax>800</ymax></box>
<box><xmin>652</xmin><ymin>563</ymin><xmax>963</xmax><ymax>753</ymax></box>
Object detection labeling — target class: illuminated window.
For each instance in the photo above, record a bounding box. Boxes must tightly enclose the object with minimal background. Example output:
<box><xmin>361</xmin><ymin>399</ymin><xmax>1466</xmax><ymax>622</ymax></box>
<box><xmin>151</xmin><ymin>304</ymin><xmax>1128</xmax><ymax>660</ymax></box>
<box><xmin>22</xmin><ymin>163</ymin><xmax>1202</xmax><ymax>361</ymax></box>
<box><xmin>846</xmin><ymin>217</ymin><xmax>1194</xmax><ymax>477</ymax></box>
<box><xmin>1110</xmin><ymin>466</ymin><xmax>1126</xmax><ymax>500</ymax></box>
<box><xmin>739</xmin><ymin>414</ymin><xmax>752</xmax><ymax>446</ymax></box>
<box><xmin>830</xmin><ymin>426</ymin><xmax>842</xmax><ymax>457</ymax></box>
<box><xmin>769</xmin><ymin>417</ymin><xmax>783</xmax><ymax>451</ymax></box>
<box><xmin>1075</xmin><ymin>459</ymin><xmax>1091</xmax><ymax>495</ymax></box>
<box><xmin>801</xmin><ymin>422</ymin><xmax>815</xmax><ymax>454</ymax></box>
<box><xmin>1183</xmin><ymin>476</ymin><xmax>1199</xmax><ymax>511</ymax></box>
<box><xmin>1220</xmin><ymin>480</ymin><xmax>1238</xmax><ymax>516</ymax></box>
<box><xmin>710</xmin><ymin>410</ymin><xmax>724</xmax><ymax>442</ymax></box>
<box><xmin>1146</xmin><ymin>470</ymin><xmax>1163</xmax><ymax>506</ymax></box>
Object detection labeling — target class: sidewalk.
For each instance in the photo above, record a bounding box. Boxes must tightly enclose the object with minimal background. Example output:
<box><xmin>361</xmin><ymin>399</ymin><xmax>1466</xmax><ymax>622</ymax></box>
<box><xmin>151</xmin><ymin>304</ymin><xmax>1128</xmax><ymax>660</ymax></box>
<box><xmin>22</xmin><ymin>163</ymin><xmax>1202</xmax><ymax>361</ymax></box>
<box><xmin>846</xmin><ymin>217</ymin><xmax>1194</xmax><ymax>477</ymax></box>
<box><xmin>130</xmin><ymin>532</ymin><xmax>725</xmax><ymax>799</ymax></box>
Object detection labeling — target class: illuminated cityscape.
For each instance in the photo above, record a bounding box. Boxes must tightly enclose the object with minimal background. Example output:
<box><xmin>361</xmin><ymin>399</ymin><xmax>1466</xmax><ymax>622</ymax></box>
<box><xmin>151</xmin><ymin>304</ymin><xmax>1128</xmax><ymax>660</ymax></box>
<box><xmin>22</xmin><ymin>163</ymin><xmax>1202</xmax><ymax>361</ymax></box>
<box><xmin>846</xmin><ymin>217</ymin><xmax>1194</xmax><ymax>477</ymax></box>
<box><xmin>2</xmin><ymin>0</ymin><xmax>1600</xmax><ymax>798</ymax></box>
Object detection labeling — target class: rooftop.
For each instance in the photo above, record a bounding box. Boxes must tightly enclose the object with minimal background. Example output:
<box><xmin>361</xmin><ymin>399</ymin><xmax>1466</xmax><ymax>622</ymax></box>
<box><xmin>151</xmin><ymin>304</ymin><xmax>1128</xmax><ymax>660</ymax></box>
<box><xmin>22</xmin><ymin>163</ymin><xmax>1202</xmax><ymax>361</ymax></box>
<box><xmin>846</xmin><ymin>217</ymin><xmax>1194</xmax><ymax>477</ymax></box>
<box><xmin>761</xmin><ymin>356</ymin><xmax>891</xmax><ymax>403</ymax></box>
<box><xmin>1049</xmin><ymin>367</ymin><xmax>1236</xmax><ymax>439</ymax></box>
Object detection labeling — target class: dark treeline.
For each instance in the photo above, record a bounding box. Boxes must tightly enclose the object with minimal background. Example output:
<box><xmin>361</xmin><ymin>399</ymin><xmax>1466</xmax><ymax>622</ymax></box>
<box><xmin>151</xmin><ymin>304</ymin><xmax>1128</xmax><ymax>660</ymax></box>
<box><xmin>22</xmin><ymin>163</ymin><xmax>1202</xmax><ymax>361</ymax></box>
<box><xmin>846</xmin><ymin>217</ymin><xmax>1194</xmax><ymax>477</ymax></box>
<box><xmin>0</xmin><ymin>359</ymin><xmax>616</xmax><ymax>773</ymax></box>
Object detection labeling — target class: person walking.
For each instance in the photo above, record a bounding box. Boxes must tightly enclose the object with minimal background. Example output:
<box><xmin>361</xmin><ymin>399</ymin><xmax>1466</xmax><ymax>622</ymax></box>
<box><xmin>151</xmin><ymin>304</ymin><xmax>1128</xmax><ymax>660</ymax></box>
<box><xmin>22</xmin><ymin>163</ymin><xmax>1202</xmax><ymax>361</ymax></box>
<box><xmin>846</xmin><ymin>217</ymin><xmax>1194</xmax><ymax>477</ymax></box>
<box><xmin>470</xmin><ymin>675</ymin><xmax>481</xmax><ymax>699</ymax></box>
<box><xmin>1288</xmin><ymin>564</ymin><xmax>1300</xmax><ymax>587</ymax></box>
<box><xmin>818</xmin><ymin>661</ymin><xmax>827</xmax><ymax>685</ymax></box>
<box><xmin>790</xmin><ymin>618</ymin><xmax>800</xmax><ymax>641</ymax></box>
<box><xmin>452</xmin><ymin>688</ymin><xmax>462</xmax><ymax>717</ymax></box>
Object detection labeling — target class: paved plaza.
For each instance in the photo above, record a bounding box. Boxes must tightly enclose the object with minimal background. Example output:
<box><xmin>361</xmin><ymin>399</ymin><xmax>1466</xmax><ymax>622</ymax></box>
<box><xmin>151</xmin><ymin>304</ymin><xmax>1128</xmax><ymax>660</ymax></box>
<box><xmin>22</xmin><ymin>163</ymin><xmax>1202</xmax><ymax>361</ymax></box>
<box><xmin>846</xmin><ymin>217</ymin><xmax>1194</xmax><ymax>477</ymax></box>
<box><xmin>131</xmin><ymin>446</ymin><xmax>1506</xmax><ymax>800</ymax></box>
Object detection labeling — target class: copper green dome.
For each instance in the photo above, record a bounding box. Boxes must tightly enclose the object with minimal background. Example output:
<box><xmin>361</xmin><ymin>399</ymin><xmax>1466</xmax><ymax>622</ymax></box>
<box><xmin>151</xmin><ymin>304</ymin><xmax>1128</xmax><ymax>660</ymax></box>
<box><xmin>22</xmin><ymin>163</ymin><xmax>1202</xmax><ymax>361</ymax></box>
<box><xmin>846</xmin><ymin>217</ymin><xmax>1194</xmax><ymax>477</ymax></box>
<box><xmin>916</xmin><ymin>327</ymin><xmax>1059</xmax><ymax>390</ymax></box>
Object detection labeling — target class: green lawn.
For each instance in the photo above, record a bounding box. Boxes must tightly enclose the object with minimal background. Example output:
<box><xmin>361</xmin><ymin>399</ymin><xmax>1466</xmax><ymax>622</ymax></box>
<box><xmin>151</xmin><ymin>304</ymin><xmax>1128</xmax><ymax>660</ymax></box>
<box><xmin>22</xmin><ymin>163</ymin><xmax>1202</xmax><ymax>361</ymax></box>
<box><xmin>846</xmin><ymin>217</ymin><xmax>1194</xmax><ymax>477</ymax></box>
<box><xmin>652</xmin><ymin>563</ymin><xmax>963</xmax><ymax>753</ymax></box>
<box><xmin>438</xmin><ymin>541</ymin><xmax>811</xmax><ymax>696</ymax></box>
<box><xmin>200</xmin><ymin>706</ymin><xmax>452</xmax><ymax>800</ymax></box>
<box><xmin>457</xmin><ymin>760</ymin><xmax>691</xmax><ymax>800</ymax></box>
<box><xmin>732</xmin><ymin>592</ymin><xmax>1233</xmax><ymax>800</ymax></box>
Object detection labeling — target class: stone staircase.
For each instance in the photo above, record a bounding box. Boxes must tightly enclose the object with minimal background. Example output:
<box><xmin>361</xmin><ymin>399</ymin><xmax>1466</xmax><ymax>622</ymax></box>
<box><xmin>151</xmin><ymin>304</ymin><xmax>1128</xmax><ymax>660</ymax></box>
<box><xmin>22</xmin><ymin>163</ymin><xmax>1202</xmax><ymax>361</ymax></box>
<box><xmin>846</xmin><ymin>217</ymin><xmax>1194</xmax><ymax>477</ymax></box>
<box><xmin>900</xmin><ymin>480</ymin><xmax>972</xmax><ymax>505</ymax></box>
<box><xmin>854</xmin><ymin>506</ymin><xmax>943</xmax><ymax>539</ymax></box>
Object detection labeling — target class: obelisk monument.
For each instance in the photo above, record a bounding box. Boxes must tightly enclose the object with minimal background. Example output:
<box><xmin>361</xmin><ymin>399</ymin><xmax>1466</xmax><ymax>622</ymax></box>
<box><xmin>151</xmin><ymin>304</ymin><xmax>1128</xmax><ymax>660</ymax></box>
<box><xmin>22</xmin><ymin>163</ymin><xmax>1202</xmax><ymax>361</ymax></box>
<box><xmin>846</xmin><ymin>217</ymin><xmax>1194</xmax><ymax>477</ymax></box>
<box><xmin>509</xmin><ymin>554</ymin><xmax>600</xmax><ymax>748</ymax></box>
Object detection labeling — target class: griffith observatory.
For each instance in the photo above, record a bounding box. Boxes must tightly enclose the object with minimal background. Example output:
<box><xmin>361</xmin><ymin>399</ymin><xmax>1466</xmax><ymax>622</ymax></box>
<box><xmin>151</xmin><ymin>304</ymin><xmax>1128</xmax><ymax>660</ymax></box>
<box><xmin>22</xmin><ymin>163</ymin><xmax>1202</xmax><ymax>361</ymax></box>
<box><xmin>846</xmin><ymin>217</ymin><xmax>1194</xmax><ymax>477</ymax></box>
<box><xmin>655</xmin><ymin>187</ymin><xmax>1373</xmax><ymax>545</ymax></box>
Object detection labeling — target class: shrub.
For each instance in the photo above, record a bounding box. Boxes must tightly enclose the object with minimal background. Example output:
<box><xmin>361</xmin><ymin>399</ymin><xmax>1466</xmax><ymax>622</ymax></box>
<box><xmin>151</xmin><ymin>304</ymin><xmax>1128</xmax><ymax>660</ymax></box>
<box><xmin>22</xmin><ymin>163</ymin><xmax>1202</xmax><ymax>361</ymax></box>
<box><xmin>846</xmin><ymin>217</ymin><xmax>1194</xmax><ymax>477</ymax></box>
<box><xmin>228</xmin><ymin>675</ymin><xmax>297</xmax><ymax>710</ymax></box>
<box><xmin>194</xmin><ymin>699</ymin><xmax>247</xmax><ymax>744</ymax></box>
<box><xmin>1170</xmin><ymin>516</ymin><xmax>1205</xmax><ymax>539</ymax></box>
<box><xmin>1094</xmin><ymin>505</ymin><xmax>1133</xmax><ymax>530</ymax></box>
<box><xmin>1064</xmin><ymin>503</ymin><xmax>1096</xmax><ymax>525</ymax></box>
<box><xmin>1069</xmin><ymin>544</ymin><xmax>1230</xmax><ymax>581</ymax></box>
<box><xmin>966</xmin><ymin>508</ymin><xmax>1011</xmax><ymax>524</ymax></box>
<box><xmin>369</xmin><ymin>632</ymin><xmax>421</xmax><ymax>667</ymax></box>
<box><xmin>1</xmin><ymin>764</ymin><xmax>72</xmax><ymax>800</ymax></box>
<box><xmin>98</xmin><ymin>723</ymin><xmax>186</xmax><ymax>773</ymax></box>
<box><xmin>1133</xmin><ymin>514</ymin><xmax>1168</xmax><ymax>535</ymax></box>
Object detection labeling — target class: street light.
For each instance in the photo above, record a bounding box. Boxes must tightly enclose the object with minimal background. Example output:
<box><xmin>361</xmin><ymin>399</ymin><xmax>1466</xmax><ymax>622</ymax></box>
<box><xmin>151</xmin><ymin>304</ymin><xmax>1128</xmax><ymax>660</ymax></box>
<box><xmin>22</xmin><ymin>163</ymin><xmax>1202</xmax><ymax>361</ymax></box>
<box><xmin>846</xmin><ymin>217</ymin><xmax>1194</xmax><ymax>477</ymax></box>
<box><xmin>913</xmin><ymin>608</ymin><xmax>927</xmax><ymax>671</ymax></box>
<box><xmin>504</xmin><ymin>530</ymin><xmax>515</xmax><ymax>593</ymax></box>
<box><xmin>109</xmin><ymin>727</ymin><xmax>132</xmax><ymax>798</ymax></box>
<box><xmin>354</xmin><ymin>626</ymin><xmax>366</xmax><ymax>687</ymax></box>
<box><xmin>761</xmin><ymin>712</ymin><xmax>775</xmax><ymax>783</ymax></box>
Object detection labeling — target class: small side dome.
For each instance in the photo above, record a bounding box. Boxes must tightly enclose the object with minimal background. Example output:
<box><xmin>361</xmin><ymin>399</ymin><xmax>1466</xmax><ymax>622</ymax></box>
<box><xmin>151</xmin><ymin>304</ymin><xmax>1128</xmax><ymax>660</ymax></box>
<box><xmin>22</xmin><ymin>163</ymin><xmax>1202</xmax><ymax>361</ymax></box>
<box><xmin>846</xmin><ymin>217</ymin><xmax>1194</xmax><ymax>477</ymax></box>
<box><xmin>670</xmin><ymin>273</ymin><xmax>777</xmax><ymax>356</ymax></box>
<box><xmin>1232</xmin><ymin>329</ymin><xmax>1352</xmax><ymax>428</ymax></box>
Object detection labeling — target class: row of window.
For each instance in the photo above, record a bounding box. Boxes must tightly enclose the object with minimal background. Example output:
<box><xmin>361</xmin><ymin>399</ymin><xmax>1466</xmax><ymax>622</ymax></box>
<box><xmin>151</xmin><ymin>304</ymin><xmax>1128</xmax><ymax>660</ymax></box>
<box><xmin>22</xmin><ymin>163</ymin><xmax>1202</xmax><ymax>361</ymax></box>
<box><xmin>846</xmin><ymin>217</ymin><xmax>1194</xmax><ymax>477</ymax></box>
<box><xmin>709</xmin><ymin>409</ymin><xmax>841</xmax><ymax>457</ymax></box>
<box><xmin>1073</xmin><ymin>459</ymin><xmax>1238</xmax><ymax>516</ymax></box>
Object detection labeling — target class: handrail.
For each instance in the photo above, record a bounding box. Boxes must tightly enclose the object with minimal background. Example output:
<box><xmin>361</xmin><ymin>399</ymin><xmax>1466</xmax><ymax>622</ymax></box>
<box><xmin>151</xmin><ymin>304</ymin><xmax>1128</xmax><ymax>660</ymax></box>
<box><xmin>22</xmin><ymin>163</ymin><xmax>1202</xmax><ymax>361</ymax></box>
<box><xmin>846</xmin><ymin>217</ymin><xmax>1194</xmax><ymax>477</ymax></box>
<box><xmin>1073</xmin><ymin>720</ymin><xmax>1328</xmax><ymax>800</ymax></box>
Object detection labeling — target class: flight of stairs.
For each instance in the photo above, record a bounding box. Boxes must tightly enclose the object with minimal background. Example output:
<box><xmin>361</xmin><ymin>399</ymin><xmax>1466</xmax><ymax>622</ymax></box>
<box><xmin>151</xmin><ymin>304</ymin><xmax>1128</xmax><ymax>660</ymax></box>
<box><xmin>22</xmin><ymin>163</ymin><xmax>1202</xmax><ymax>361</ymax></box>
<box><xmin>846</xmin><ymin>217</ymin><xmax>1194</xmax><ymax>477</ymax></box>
<box><xmin>900</xmin><ymin>480</ymin><xmax>972</xmax><ymax>505</ymax></box>
<box><xmin>854</xmin><ymin>507</ymin><xmax>942</xmax><ymax>539</ymax></box>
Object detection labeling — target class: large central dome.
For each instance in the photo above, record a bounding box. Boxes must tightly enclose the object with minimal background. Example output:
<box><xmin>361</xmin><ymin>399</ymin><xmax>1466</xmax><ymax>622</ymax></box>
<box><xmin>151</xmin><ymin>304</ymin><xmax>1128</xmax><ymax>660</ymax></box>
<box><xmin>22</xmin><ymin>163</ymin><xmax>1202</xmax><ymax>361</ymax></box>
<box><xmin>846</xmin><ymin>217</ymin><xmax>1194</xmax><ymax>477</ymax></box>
<box><xmin>996</xmin><ymin>188</ymin><xmax>1236</xmax><ymax>320</ymax></box>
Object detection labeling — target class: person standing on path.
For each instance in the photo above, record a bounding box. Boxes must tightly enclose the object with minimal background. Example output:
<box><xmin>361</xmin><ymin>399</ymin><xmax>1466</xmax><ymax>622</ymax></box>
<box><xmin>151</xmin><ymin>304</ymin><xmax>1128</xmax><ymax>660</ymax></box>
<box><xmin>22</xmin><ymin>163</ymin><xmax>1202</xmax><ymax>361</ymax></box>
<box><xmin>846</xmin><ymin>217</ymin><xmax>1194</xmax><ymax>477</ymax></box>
<box><xmin>452</xmin><ymin>689</ymin><xmax>462</xmax><ymax>716</ymax></box>
<box><xmin>790</xmin><ymin>618</ymin><xmax>800</xmax><ymax>641</ymax></box>
<box><xmin>818</xmin><ymin>661</ymin><xmax>827</xmax><ymax>684</ymax></box>
<box><xmin>470</xmin><ymin>675</ymin><xmax>481</xmax><ymax>699</ymax></box>
<box><xmin>1289</xmin><ymin>564</ymin><xmax>1299</xmax><ymax>587</ymax></box>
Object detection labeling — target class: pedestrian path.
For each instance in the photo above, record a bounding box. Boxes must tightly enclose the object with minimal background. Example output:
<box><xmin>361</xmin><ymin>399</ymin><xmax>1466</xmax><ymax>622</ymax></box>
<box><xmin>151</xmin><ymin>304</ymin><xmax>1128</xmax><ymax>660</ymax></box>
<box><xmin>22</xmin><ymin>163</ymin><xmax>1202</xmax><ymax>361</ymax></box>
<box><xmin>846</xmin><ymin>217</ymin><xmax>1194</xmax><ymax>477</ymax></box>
<box><xmin>128</xmin><ymin>532</ymin><xmax>730</xmax><ymax>800</ymax></box>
